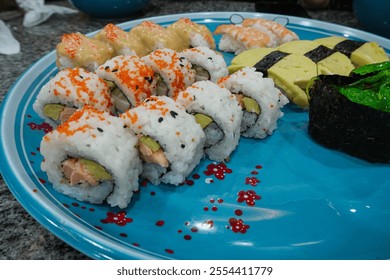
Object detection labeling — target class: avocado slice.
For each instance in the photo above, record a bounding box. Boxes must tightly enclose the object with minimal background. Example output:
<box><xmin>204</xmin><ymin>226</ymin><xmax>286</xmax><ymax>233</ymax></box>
<box><xmin>242</xmin><ymin>97</ymin><xmax>261</xmax><ymax>115</ymax></box>
<box><xmin>79</xmin><ymin>158</ymin><xmax>112</xmax><ymax>181</ymax></box>
<box><xmin>194</xmin><ymin>113</ymin><xmax>213</xmax><ymax>129</ymax></box>
<box><xmin>104</xmin><ymin>80</ymin><xmax>116</xmax><ymax>91</ymax></box>
<box><xmin>139</xmin><ymin>136</ymin><xmax>161</xmax><ymax>153</ymax></box>
<box><xmin>43</xmin><ymin>103</ymin><xmax>66</xmax><ymax>120</ymax></box>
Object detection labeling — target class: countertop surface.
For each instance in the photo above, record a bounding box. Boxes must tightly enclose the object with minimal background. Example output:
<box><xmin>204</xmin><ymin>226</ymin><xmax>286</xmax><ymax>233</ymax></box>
<box><xmin>0</xmin><ymin>0</ymin><xmax>362</xmax><ymax>260</ymax></box>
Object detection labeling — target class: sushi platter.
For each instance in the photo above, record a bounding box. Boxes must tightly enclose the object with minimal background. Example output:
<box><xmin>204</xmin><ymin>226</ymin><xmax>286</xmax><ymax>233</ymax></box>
<box><xmin>0</xmin><ymin>12</ymin><xmax>390</xmax><ymax>260</ymax></box>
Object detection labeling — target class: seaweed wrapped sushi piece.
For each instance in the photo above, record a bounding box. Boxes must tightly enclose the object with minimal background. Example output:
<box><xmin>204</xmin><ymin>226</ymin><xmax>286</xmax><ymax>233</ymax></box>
<box><xmin>33</xmin><ymin>68</ymin><xmax>115</xmax><ymax>126</ymax></box>
<box><xmin>307</xmin><ymin>61</ymin><xmax>390</xmax><ymax>163</ymax></box>
<box><xmin>40</xmin><ymin>105</ymin><xmax>142</xmax><ymax>208</ymax></box>
<box><xmin>175</xmin><ymin>80</ymin><xmax>242</xmax><ymax>162</ymax></box>
<box><xmin>218</xmin><ymin>67</ymin><xmax>289</xmax><ymax>139</ymax></box>
<box><xmin>121</xmin><ymin>96</ymin><xmax>206</xmax><ymax>185</ymax></box>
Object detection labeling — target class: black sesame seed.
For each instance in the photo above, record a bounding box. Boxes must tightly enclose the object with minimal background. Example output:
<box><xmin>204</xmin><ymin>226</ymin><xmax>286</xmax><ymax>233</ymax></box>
<box><xmin>179</xmin><ymin>57</ymin><xmax>185</xmax><ymax>61</ymax></box>
<box><xmin>181</xmin><ymin>144</ymin><xmax>185</xmax><ymax>149</ymax></box>
<box><xmin>97</xmin><ymin>127</ymin><xmax>103</xmax><ymax>132</ymax></box>
<box><xmin>179</xmin><ymin>64</ymin><xmax>184</xmax><ymax>67</ymax></box>
<box><xmin>136</xmin><ymin>85</ymin><xmax>139</xmax><ymax>90</ymax></box>
<box><xmin>208</xmin><ymin>57</ymin><xmax>212</xmax><ymax>60</ymax></box>
<box><xmin>104</xmin><ymin>66</ymin><xmax>110</xmax><ymax>70</ymax></box>
<box><xmin>158</xmin><ymin>117</ymin><xmax>163</xmax><ymax>123</ymax></box>
<box><xmin>79</xmin><ymin>75</ymin><xmax>84</xmax><ymax>79</ymax></box>
<box><xmin>123</xmin><ymin>125</ymin><xmax>128</xmax><ymax>128</ymax></box>
<box><xmin>112</xmin><ymin>68</ymin><xmax>118</xmax><ymax>72</ymax></box>
<box><xmin>170</xmin><ymin>111</ymin><xmax>178</xmax><ymax>118</ymax></box>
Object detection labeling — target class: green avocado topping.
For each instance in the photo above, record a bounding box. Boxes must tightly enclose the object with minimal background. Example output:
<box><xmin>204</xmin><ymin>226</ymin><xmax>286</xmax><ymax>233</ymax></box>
<box><xmin>43</xmin><ymin>103</ymin><xmax>66</xmax><ymax>120</ymax></box>
<box><xmin>242</xmin><ymin>97</ymin><xmax>261</xmax><ymax>115</ymax></box>
<box><xmin>79</xmin><ymin>158</ymin><xmax>112</xmax><ymax>181</ymax></box>
<box><xmin>139</xmin><ymin>136</ymin><xmax>161</xmax><ymax>152</ymax></box>
<box><xmin>339</xmin><ymin>61</ymin><xmax>390</xmax><ymax>112</ymax></box>
<box><xmin>194</xmin><ymin>113</ymin><xmax>213</xmax><ymax>129</ymax></box>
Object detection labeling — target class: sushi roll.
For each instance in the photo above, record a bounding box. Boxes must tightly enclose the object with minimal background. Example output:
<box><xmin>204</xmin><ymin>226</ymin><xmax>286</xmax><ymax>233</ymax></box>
<box><xmin>179</xmin><ymin>46</ymin><xmax>229</xmax><ymax>82</ymax></box>
<box><xmin>228</xmin><ymin>47</ymin><xmax>317</xmax><ymax>108</ymax></box>
<box><xmin>56</xmin><ymin>33</ymin><xmax>115</xmax><ymax>72</ymax></box>
<box><xmin>242</xmin><ymin>18</ymin><xmax>299</xmax><ymax>46</ymax></box>
<box><xmin>218</xmin><ymin>67</ymin><xmax>288</xmax><ymax>139</ymax></box>
<box><xmin>214</xmin><ymin>24</ymin><xmax>273</xmax><ymax>54</ymax></box>
<box><xmin>142</xmin><ymin>48</ymin><xmax>196</xmax><ymax>97</ymax></box>
<box><xmin>94</xmin><ymin>23</ymin><xmax>139</xmax><ymax>56</ymax></box>
<box><xmin>95</xmin><ymin>55</ymin><xmax>157</xmax><ymax>113</ymax></box>
<box><xmin>40</xmin><ymin>106</ymin><xmax>142</xmax><ymax>208</ymax></box>
<box><xmin>33</xmin><ymin>68</ymin><xmax>115</xmax><ymax>126</ymax></box>
<box><xmin>167</xmin><ymin>18</ymin><xmax>216</xmax><ymax>50</ymax></box>
<box><xmin>175</xmin><ymin>80</ymin><xmax>242</xmax><ymax>162</ymax></box>
<box><xmin>314</xmin><ymin>36</ymin><xmax>389</xmax><ymax>67</ymax></box>
<box><xmin>129</xmin><ymin>21</ymin><xmax>187</xmax><ymax>56</ymax></box>
<box><xmin>307</xmin><ymin>61</ymin><xmax>390</xmax><ymax>163</ymax></box>
<box><xmin>277</xmin><ymin>40</ymin><xmax>355</xmax><ymax>76</ymax></box>
<box><xmin>121</xmin><ymin>96</ymin><xmax>206</xmax><ymax>185</ymax></box>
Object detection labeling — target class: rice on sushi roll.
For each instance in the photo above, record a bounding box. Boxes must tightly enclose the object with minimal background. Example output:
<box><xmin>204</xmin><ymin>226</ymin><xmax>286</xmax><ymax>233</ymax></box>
<box><xmin>56</xmin><ymin>33</ymin><xmax>115</xmax><ymax>72</ymax></box>
<box><xmin>40</xmin><ymin>105</ymin><xmax>142</xmax><ymax>208</ymax></box>
<box><xmin>142</xmin><ymin>48</ymin><xmax>196</xmax><ymax>97</ymax></box>
<box><xmin>121</xmin><ymin>96</ymin><xmax>206</xmax><ymax>185</ymax></box>
<box><xmin>33</xmin><ymin>68</ymin><xmax>115</xmax><ymax>126</ymax></box>
<box><xmin>180</xmin><ymin>46</ymin><xmax>229</xmax><ymax>82</ymax></box>
<box><xmin>307</xmin><ymin>61</ymin><xmax>390</xmax><ymax>163</ymax></box>
<box><xmin>175</xmin><ymin>80</ymin><xmax>242</xmax><ymax>162</ymax></box>
<box><xmin>218</xmin><ymin>67</ymin><xmax>288</xmax><ymax>139</ymax></box>
<box><xmin>95</xmin><ymin>55</ymin><xmax>157</xmax><ymax>113</ymax></box>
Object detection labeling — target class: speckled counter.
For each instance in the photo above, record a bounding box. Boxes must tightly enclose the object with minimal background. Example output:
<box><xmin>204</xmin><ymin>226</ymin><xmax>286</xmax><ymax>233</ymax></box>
<box><xmin>0</xmin><ymin>0</ymin><xmax>360</xmax><ymax>260</ymax></box>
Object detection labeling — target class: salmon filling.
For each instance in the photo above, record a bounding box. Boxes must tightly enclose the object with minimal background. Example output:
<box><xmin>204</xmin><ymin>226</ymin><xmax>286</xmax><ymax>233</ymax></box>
<box><xmin>62</xmin><ymin>157</ymin><xmax>112</xmax><ymax>186</ymax></box>
<box><xmin>137</xmin><ymin>135</ymin><xmax>169</xmax><ymax>168</ymax></box>
<box><xmin>43</xmin><ymin>103</ymin><xmax>77</xmax><ymax>123</ymax></box>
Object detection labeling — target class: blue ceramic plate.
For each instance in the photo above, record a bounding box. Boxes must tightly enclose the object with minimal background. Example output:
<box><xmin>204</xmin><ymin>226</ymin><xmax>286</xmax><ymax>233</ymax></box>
<box><xmin>1</xmin><ymin>12</ymin><xmax>390</xmax><ymax>260</ymax></box>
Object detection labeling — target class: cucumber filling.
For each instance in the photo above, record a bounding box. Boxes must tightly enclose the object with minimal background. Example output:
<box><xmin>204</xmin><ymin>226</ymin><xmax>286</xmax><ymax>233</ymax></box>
<box><xmin>192</xmin><ymin>64</ymin><xmax>211</xmax><ymax>81</ymax></box>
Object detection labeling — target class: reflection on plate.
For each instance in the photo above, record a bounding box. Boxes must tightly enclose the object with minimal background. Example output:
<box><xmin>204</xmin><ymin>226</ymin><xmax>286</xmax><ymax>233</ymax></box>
<box><xmin>1</xmin><ymin>12</ymin><xmax>390</xmax><ymax>260</ymax></box>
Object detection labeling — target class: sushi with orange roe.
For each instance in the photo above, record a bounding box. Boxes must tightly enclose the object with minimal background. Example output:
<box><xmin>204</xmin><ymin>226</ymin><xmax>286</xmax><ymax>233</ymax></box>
<box><xmin>33</xmin><ymin>67</ymin><xmax>115</xmax><ymax>126</ymax></box>
<box><xmin>40</xmin><ymin>105</ymin><xmax>142</xmax><ymax>208</ymax></box>
<box><xmin>95</xmin><ymin>55</ymin><xmax>158</xmax><ymax>113</ymax></box>
<box><xmin>142</xmin><ymin>48</ymin><xmax>196</xmax><ymax>97</ymax></box>
<box><xmin>121</xmin><ymin>96</ymin><xmax>205</xmax><ymax>186</ymax></box>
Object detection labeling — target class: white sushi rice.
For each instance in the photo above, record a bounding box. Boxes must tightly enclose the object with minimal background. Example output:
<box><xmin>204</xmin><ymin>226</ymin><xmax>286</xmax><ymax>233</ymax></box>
<box><xmin>33</xmin><ymin>68</ymin><xmax>115</xmax><ymax>126</ymax></box>
<box><xmin>142</xmin><ymin>48</ymin><xmax>196</xmax><ymax>98</ymax></box>
<box><xmin>95</xmin><ymin>55</ymin><xmax>157</xmax><ymax>107</ymax></box>
<box><xmin>218</xmin><ymin>67</ymin><xmax>289</xmax><ymax>139</ymax></box>
<box><xmin>121</xmin><ymin>96</ymin><xmax>205</xmax><ymax>185</ymax></box>
<box><xmin>180</xmin><ymin>46</ymin><xmax>229</xmax><ymax>83</ymax></box>
<box><xmin>40</xmin><ymin>107</ymin><xmax>142</xmax><ymax>209</ymax></box>
<box><xmin>175</xmin><ymin>80</ymin><xmax>242</xmax><ymax>162</ymax></box>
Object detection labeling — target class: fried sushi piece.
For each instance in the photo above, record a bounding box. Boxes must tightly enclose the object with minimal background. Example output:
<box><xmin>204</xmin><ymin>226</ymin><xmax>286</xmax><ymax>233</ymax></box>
<box><xmin>175</xmin><ymin>80</ymin><xmax>242</xmax><ymax>162</ymax></box>
<box><xmin>56</xmin><ymin>33</ymin><xmax>115</xmax><ymax>72</ymax></box>
<box><xmin>307</xmin><ymin>61</ymin><xmax>390</xmax><ymax>163</ymax></box>
<box><xmin>33</xmin><ymin>68</ymin><xmax>115</xmax><ymax>126</ymax></box>
<box><xmin>95</xmin><ymin>55</ymin><xmax>157</xmax><ymax>113</ymax></box>
<box><xmin>219</xmin><ymin>67</ymin><xmax>288</xmax><ymax>139</ymax></box>
<box><xmin>277</xmin><ymin>40</ymin><xmax>355</xmax><ymax>76</ymax></box>
<box><xmin>242</xmin><ymin>18</ymin><xmax>299</xmax><ymax>46</ymax></box>
<box><xmin>180</xmin><ymin>46</ymin><xmax>229</xmax><ymax>82</ymax></box>
<box><xmin>167</xmin><ymin>18</ymin><xmax>216</xmax><ymax>50</ymax></box>
<box><xmin>94</xmin><ymin>23</ymin><xmax>139</xmax><ymax>56</ymax></box>
<box><xmin>314</xmin><ymin>36</ymin><xmax>389</xmax><ymax>67</ymax></box>
<box><xmin>214</xmin><ymin>24</ymin><xmax>273</xmax><ymax>54</ymax></box>
<box><xmin>40</xmin><ymin>105</ymin><xmax>142</xmax><ymax>208</ymax></box>
<box><xmin>121</xmin><ymin>96</ymin><xmax>206</xmax><ymax>185</ymax></box>
<box><xmin>229</xmin><ymin>48</ymin><xmax>317</xmax><ymax>108</ymax></box>
<box><xmin>142</xmin><ymin>48</ymin><xmax>196</xmax><ymax>97</ymax></box>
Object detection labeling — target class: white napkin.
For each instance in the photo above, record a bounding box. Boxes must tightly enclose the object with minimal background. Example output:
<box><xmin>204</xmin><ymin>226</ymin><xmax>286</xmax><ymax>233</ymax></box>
<box><xmin>16</xmin><ymin>0</ymin><xmax>77</xmax><ymax>27</ymax></box>
<box><xmin>0</xmin><ymin>20</ymin><xmax>20</xmax><ymax>55</ymax></box>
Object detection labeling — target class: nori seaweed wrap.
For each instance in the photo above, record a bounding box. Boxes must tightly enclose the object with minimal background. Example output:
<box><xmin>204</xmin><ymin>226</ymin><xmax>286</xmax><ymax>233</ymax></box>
<box><xmin>307</xmin><ymin>61</ymin><xmax>390</xmax><ymax>163</ymax></box>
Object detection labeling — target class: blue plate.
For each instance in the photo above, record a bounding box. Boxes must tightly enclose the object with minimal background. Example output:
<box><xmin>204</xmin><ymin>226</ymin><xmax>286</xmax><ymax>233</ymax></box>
<box><xmin>1</xmin><ymin>12</ymin><xmax>390</xmax><ymax>260</ymax></box>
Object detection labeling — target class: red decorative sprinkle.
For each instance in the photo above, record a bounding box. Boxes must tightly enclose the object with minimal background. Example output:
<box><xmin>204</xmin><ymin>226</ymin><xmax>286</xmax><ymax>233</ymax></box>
<box><xmin>229</xmin><ymin>218</ymin><xmax>250</xmax><ymax>233</ymax></box>
<box><xmin>132</xmin><ymin>243</ymin><xmax>140</xmax><ymax>247</ymax></box>
<box><xmin>204</xmin><ymin>207</ymin><xmax>209</xmax><ymax>211</ymax></box>
<box><xmin>245</xmin><ymin>176</ymin><xmax>260</xmax><ymax>186</ymax></box>
<box><xmin>33</xmin><ymin>189</ymin><xmax>38</xmax><ymax>193</ymax></box>
<box><xmin>155</xmin><ymin>220</ymin><xmax>165</xmax><ymax>227</ymax></box>
<box><xmin>72</xmin><ymin>202</ymin><xmax>79</xmax><ymax>207</ymax></box>
<box><xmin>217</xmin><ymin>198</ymin><xmax>223</xmax><ymax>203</ymax></box>
<box><xmin>150</xmin><ymin>191</ymin><xmax>156</xmax><ymax>196</ymax></box>
<box><xmin>191</xmin><ymin>227</ymin><xmax>198</xmax><ymax>233</ymax></box>
<box><xmin>38</xmin><ymin>178</ymin><xmax>46</xmax><ymax>184</ymax></box>
<box><xmin>204</xmin><ymin>162</ymin><xmax>232</xmax><ymax>180</ymax></box>
<box><xmin>192</xmin><ymin>174</ymin><xmax>200</xmax><ymax>179</ymax></box>
<box><xmin>184</xmin><ymin>235</ymin><xmax>192</xmax><ymax>240</ymax></box>
<box><xmin>27</xmin><ymin>122</ymin><xmax>53</xmax><ymax>133</ymax></box>
<box><xmin>256</xmin><ymin>165</ymin><xmax>263</xmax><ymax>169</ymax></box>
<box><xmin>235</xmin><ymin>209</ymin><xmax>243</xmax><ymax>216</ymax></box>
<box><xmin>165</xmin><ymin>249</ymin><xmax>174</xmax><ymax>254</ymax></box>
<box><xmin>237</xmin><ymin>190</ymin><xmax>261</xmax><ymax>206</ymax></box>
<box><xmin>101</xmin><ymin>211</ymin><xmax>133</xmax><ymax>226</ymax></box>
<box><xmin>212</xmin><ymin>206</ymin><xmax>218</xmax><ymax>211</ymax></box>
<box><xmin>251</xmin><ymin>171</ymin><xmax>258</xmax><ymax>175</ymax></box>
<box><xmin>120</xmin><ymin>233</ymin><xmax>128</xmax><ymax>237</ymax></box>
